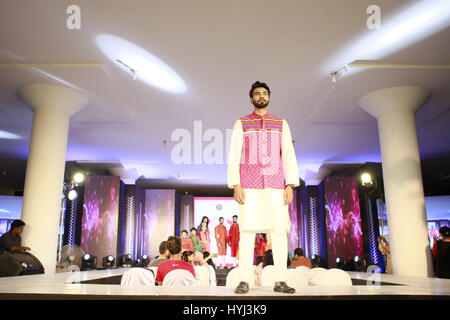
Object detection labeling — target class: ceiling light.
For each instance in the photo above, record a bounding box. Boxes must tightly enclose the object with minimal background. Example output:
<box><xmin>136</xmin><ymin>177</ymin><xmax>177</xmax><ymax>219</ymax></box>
<box><xmin>0</xmin><ymin>130</ymin><xmax>21</xmax><ymax>139</ymax></box>
<box><xmin>96</xmin><ymin>34</ymin><xmax>187</xmax><ymax>94</ymax></box>
<box><xmin>324</xmin><ymin>0</ymin><xmax>450</xmax><ymax>76</ymax></box>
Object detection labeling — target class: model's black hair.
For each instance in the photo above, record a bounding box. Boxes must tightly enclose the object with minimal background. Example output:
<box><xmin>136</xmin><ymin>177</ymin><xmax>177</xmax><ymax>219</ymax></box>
<box><xmin>249</xmin><ymin>81</ymin><xmax>271</xmax><ymax>98</ymax></box>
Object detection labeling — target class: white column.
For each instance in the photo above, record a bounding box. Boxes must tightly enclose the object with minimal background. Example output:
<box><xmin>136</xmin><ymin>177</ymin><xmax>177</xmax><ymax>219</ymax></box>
<box><xmin>359</xmin><ymin>86</ymin><xmax>432</xmax><ymax>277</ymax></box>
<box><xmin>18</xmin><ymin>84</ymin><xmax>87</xmax><ymax>274</ymax></box>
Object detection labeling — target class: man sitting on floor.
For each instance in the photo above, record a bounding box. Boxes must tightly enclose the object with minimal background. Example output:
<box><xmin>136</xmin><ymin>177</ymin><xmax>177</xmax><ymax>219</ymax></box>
<box><xmin>0</xmin><ymin>220</ymin><xmax>30</xmax><ymax>277</ymax></box>
<box><xmin>156</xmin><ymin>236</ymin><xmax>196</xmax><ymax>285</ymax></box>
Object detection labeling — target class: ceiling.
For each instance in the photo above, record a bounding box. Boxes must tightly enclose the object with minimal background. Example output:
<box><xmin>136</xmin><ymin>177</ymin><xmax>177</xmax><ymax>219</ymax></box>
<box><xmin>0</xmin><ymin>0</ymin><xmax>449</xmax><ymax>188</ymax></box>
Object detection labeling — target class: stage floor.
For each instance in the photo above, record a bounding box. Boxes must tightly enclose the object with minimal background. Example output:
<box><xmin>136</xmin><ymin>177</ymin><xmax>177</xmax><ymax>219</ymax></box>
<box><xmin>0</xmin><ymin>268</ymin><xmax>449</xmax><ymax>299</ymax></box>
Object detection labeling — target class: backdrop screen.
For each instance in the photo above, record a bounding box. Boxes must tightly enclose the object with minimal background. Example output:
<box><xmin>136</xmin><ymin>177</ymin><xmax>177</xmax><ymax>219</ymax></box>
<box><xmin>0</xmin><ymin>195</ymin><xmax>23</xmax><ymax>220</ymax></box>
<box><xmin>324</xmin><ymin>176</ymin><xmax>363</xmax><ymax>267</ymax></box>
<box><xmin>81</xmin><ymin>176</ymin><xmax>120</xmax><ymax>266</ymax></box>
<box><xmin>0</xmin><ymin>219</ymin><xmax>13</xmax><ymax>237</ymax></box>
<box><xmin>194</xmin><ymin>197</ymin><xmax>239</xmax><ymax>265</ymax></box>
<box><xmin>143</xmin><ymin>189</ymin><xmax>175</xmax><ymax>259</ymax></box>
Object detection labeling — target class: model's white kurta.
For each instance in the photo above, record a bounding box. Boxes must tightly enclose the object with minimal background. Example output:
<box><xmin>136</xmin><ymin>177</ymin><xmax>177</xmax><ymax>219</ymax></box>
<box><xmin>227</xmin><ymin>118</ymin><xmax>300</xmax><ymax>233</ymax></box>
<box><xmin>228</xmin><ymin>114</ymin><xmax>300</xmax><ymax>284</ymax></box>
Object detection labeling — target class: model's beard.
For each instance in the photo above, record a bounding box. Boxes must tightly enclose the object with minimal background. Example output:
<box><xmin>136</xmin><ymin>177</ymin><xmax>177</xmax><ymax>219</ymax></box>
<box><xmin>253</xmin><ymin>99</ymin><xmax>269</xmax><ymax>109</ymax></box>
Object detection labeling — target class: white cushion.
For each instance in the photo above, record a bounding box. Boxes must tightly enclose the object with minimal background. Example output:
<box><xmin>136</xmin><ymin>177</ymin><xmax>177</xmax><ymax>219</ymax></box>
<box><xmin>260</xmin><ymin>265</ymin><xmax>275</xmax><ymax>286</ymax></box>
<box><xmin>120</xmin><ymin>268</ymin><xmax>155</xmax><ymax>286</ymax></box>
<box><xmin>162</xmin><ymin>269</ymin><xmax>198</xmax><ymax>286</ymax></box>
<box><xmin>314</xmin><ymin>268</ymin><xmax>353</xmax><ymax>286</ymax></box>
<box><xmin>225</xmin><ymin>267</ymin><xmax>256</xmax><ymax>288</ymax></box>
<box><xmin>286</xmin><ymin>268</ymin><xmax>309</xmax><ymax>288</ymax></box>
<box><xmin>194</xmin><ymin>265</ymin><xmax>211</xmax><ymax>286</ymax></box>
<box><xmin>208</xmin><ymin>265</ymin><xmax>217</xmax><ymax>287</ymax></box>
<box><xmin>308</xmin><ymin>267</ymin><xmax>327</xmax><ymax>285</ymax></box>
<box><xmin>295</xmin><ymin>265</ymin><xmax>311</xmax><ymax>277</ymax></box>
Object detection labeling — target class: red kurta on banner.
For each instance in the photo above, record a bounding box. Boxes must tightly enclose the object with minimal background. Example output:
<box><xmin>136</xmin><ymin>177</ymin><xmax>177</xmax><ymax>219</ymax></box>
<box><xmin>228</xmin><ymin>222</ymin><xmax>240</xmax><ymax>257</ymax></box>
<box><xmin>215</xmin><ymin>224</ymin><xmax>228</xmax><ymax>256</ymax></box>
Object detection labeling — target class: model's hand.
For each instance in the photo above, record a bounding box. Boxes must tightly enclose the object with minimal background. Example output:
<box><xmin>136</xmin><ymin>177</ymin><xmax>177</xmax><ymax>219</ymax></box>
<box><xmin>234</xmin><ymin>185</ymin><xmax>245</xmax><ymax>204</ymax></box>
<box><xmin>283</xmin><ymin>186</ymin><xmax>293</xmax><ymax>205</ymax></box>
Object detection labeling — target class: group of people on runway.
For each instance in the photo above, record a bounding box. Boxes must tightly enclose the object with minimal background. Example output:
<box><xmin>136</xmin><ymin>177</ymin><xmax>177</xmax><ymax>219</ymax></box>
<box><xmin>180</xmin><ymin>215</ymin><xmax>240</xmax><ymax>269</ymax></box>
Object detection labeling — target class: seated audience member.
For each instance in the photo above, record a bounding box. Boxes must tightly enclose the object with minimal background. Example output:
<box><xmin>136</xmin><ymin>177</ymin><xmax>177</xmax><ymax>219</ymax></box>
<box><xmin>434</xmin><ymin>226</ymin><xmax>450</xmax><ymax>279</ymax></box>
<box><xmin>194</xmin><ymin>251</ymin><xmax>205</xmax><ymax>266</ymax></box>
<box><xmin>183</xmin><ymin>251</ymin><xmax>194</xmax><ymax>264</ymax></box>
<box><xmin>156</xmin><ymin>236</ymin><xmax>195</xmax><ymax>285</ymax></box>
<box><xmin>0</xmin><ymin>220</ymin><xmax>31</xmax><ymax>253</ymax></box>
<box><xmin>203</xmin><ymin>251</ymin><xmax>216</xmax><ymax>269</ymax></box>
<box><xmin>149</xmin><ymin>241</ymin><xmax>170</xmax><ymax>267</ymax></box>
<box><xmin>263</xmin><ymin>250</ymin><xmax>274</xmax><ymax>268</ymax></box>
<box><xmin>290</xmin><ymin>248</ymin><xmax>312</xmax><ymax>269</ymax></box>
<box><xmin>193</xmin><ymin>251</ymin><xmax>216</xmax><ymax>266</ymax></box>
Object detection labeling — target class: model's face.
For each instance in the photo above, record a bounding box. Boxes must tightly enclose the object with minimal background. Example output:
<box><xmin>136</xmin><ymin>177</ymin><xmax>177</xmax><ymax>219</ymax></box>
<box><xmin>219</xmin><ymin>219</ymin><xmax>224</xmax><ymax>225</ymax></box>
<box><xmin>250</xmin><ymin>87</ymin><xmax>270</xmax><ymax>108</ymax></box>
<box><xmin>191</xmin><ymin>231</ymin><xmax>197</xmax><ymax>237</ymax></box>
<box><xmin>182</xmin><ymin>232</ymin><xmax>188</xmax><ymax>239</ymax></box>
<box><xmin>233</xmin><ymin>217</ymin><xmax>237</xmax><ymax>223</ymax></box>
<box><xmin>203</xmin><ymin>217</ymin><xmax>208</xmax><ymax>223</ymax></box>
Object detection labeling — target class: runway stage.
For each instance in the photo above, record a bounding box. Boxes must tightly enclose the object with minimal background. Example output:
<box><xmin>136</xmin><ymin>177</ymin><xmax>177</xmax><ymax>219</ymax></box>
<box><xmin>0</xmin><ymin>268</ymin><xmax>449</xmax><ymax>300</ymax></box>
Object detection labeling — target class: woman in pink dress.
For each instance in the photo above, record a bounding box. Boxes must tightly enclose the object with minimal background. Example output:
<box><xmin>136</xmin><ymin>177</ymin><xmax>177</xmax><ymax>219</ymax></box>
<box><xmin>199</xmin><ymin>222</ymin><xmax>211</xmax><ymax>253</ymax></box>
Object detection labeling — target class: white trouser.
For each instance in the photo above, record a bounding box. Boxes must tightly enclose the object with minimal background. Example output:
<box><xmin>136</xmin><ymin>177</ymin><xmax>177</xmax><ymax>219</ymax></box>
<box><xmin>238</xmin><ymin>230</ymin><xmax>288</xmax><ymax>284</ymax></box>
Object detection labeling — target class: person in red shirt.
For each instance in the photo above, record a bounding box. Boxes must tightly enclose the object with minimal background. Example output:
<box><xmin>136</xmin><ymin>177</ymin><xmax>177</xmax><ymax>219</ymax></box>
<box><xmin>228</xmin><ymin>215</ymin><xmax>240</xmax><ymax>267</ymax></box>
<box><xmin>156</xmin><ymin>236</ymin><xmax>196</xmax><ymax>285</ymax></box>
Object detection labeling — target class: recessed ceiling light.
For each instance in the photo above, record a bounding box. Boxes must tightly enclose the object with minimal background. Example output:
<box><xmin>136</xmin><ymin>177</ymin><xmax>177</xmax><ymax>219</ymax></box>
<box><xmin>96</xmin><ymin>34</ymin><xmax>187</xmax><ymax>94</ymax></box>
